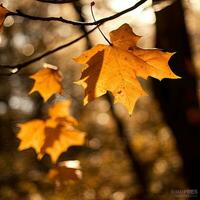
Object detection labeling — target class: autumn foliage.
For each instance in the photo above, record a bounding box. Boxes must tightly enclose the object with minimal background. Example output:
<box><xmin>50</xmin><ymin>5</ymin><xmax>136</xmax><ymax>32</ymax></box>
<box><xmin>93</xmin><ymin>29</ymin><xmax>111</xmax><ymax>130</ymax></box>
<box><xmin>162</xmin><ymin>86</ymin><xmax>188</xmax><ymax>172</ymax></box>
<box><xmin>16</xmin><ymin>23</ymin><xmax>179</xmax><ymax>166</ymax></box>
<box><xmin>29</xmin><ymin>63</ymin><xmax>63</xmax><ymax>101</ymax></box>
<box><xmin>75</xmin><ymin>23</ymin><xmax>179</xmax><ymax>114</ymax></box>
<box><xmin>17</xmin><ymin>100</ymin><xmax>85</xmax><ymax>163</ymax></box>
<box><xmin>0</xmin><ymin>2</ymin><xmax>180</xmax><ymax>186</ymax></box>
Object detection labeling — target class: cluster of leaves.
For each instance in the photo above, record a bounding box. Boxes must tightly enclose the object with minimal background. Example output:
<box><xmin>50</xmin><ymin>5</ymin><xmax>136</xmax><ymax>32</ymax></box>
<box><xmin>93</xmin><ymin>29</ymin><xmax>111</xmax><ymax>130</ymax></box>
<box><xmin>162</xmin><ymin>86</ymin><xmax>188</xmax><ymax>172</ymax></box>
<box><xmin>0</xmin><ymin>3</ymin><xmax>179</xmax><ymax>185</ymax></box>
<box><xmin>18</xmin><ymin>63</ymin><xmax>85</xmax><ymax>184</ymax></box>
<box><xmin>18</xmin><ymin>98</ymin><xmax>85</xmax><ymax>163</ymax></box>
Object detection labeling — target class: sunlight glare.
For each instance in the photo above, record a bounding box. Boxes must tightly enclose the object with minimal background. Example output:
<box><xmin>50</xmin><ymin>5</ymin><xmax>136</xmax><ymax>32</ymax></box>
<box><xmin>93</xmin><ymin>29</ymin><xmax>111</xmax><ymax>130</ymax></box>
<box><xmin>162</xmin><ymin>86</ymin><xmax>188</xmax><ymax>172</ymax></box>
<box><xmin>108</xmin><ymin>0</ymin><xmax>156</xmax><ymax>24</ymax></box>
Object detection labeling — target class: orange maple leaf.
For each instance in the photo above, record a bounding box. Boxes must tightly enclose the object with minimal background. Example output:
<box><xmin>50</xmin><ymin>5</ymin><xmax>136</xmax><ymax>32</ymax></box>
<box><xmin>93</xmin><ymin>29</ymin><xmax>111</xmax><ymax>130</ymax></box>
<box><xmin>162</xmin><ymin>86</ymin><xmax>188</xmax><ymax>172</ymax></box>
<box><xmin>0</xmin><ymin>5</ymin><xmax>9</xmax><ymax>30</ymax></box>
<box><xmin>29</xmin><ymin>63</ymin><xmax>63</xmax><ymax>101</ymax></box>
<box><xmin>18</xmin><ymin>120</ymin><xmax>45</xmax><ymax>154</ymax></box>
<box><xmin>74</xmin><ymin>23</ymin><xmax>180</xmax><ymax>115</ymax></box>
<box><xmin>17</xmin><ymin>100</ymin><xmax>85</xmax><ymax>162</ymax></box>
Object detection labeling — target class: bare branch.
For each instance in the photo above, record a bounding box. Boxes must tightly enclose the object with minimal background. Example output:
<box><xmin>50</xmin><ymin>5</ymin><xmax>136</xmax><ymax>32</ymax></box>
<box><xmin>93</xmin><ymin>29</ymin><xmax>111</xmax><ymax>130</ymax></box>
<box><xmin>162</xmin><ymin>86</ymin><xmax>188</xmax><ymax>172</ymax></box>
<box><xmin>8</xmin><ymin>0</ymin><xmax>147</xmax><ymax>26</ymax></box>
<box><xmin>0</xmin><ymin>26</ymin><xmax>98</xmax><ymax>75</ymax></box>
<box><xmin>37</xmin><ymin>0</ymin><xmax>78</xmax><ymax>3</ymax></box>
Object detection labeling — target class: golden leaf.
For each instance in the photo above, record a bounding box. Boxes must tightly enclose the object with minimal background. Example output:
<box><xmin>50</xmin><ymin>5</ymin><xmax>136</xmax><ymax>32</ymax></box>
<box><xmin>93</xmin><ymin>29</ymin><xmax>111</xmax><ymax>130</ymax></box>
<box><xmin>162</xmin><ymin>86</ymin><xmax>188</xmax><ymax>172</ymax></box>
<box><xmin>17</xmin><ymin>100</ymin><xmax>85</xmax><ymax>163</ymax></box>
<box><xmin>74</xmin><ymin>23</ymin><xmax>180</xmax><ymax>114</ymax></box>
<box><xmin>40</xmin><ymin>118</ymin><xmax>85</xmax><ymax>162</ymax></box>
<box><xmin>18</xmin><ymin>120</ymin><xmax>45</xmax><ymax>154</ymax></box>
<box><xmin>29</xmin><ymin>63</ymin><xmax>63</xmax><ymax>101</ymax></box>
<box><xmin>0</xmin><ymin>5</ymin><xmax>8</xmax><ymax>30</ymax></box>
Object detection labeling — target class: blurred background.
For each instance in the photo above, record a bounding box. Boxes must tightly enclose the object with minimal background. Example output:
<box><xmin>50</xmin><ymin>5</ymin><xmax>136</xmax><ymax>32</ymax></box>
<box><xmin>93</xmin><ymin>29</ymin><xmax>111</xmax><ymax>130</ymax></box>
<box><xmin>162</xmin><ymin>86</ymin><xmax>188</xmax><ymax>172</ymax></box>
<box><xmin>0</xmin><ymin>0</ymin><xmax>200</xmax><ymax>199</ymax></box>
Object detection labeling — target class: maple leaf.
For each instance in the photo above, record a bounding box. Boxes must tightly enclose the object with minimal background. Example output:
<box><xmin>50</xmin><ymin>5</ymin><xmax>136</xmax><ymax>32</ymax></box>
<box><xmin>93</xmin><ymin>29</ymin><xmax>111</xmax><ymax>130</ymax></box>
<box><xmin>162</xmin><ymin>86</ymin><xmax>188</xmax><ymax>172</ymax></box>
<box><xmin>18</xmin><ymin>120</ymin><xmax>45</xmax><ymax>154</ymax></box>
<box><xmin>29</xmin><ymin>63</ymin><xmax>63</xmax><ymax>101</ymax></box>
<box><xmin>17</xmin><ymin>100</ymin><xmax>85</xmax><ymax>162</ymax></box>
<box><xmin>40</xmin><ymin>118</ymin><xmax>84</xmax><ymax>162</ymax></box>
<box><xmin>74</xmin><ymin>23</ymin><xmax>180</xmax><ymax>114</ymax></box>
<box><xmin>0</xmin><ymin>5</ymin><xmax>9</xmax><ymax>30</ymax></box>
<box><xmin>48</xmin><ymin>160</ymin><xmax>82</xmax><ymax>186</ymax></box>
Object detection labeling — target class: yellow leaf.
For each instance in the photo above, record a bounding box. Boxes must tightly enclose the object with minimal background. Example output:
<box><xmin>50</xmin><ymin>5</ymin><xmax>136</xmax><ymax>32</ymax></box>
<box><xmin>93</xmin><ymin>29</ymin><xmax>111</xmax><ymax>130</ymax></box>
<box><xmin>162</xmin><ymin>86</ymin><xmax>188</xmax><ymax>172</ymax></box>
<box><xmin>17</xmin><ymin>100</ymin><xmax>85</xmax><ymax>163</ymax></box>
<box><xmin>41</xmin><ymin>118</ymin><xmax>85</xmax><ymax>162</ymax></box>
<box><xmin>29</xmin><ymin>63</ymin><xmax>63</xmax><ymax>101</ymax></box>
<box><xmin>18</xmin><ymin>120</ymin><xmax>45</xmax><ymax>154</ymax></box>
<box><xmin>74</xmin><ymin>23</ymin><xmax>180</xmax><ymax>115</ymax></box>
<box><xmin>0</xmin><ymin>5</ymin><xmax>8</xmax><ymax>30</ymax></box>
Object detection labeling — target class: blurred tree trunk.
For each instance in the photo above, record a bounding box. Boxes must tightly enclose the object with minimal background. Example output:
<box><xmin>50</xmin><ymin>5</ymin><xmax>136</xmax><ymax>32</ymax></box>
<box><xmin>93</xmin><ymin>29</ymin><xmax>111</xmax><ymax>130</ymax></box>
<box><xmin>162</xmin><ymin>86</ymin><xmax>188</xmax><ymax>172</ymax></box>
<box><xmin>152</xmin><ymin>0</ymin><xmax>200</xmax><ymax>191</ymax></box>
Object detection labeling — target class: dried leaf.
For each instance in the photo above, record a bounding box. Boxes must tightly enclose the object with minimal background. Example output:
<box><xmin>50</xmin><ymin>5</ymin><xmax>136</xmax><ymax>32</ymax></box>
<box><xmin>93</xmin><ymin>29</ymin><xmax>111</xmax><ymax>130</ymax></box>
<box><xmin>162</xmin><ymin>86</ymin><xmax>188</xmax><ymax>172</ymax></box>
<box><xmin>29</xmin><ymin>63</ymin><xmax>63</xmax><ymax>101</ymax></box>
<box><xmin>17</xmin><ymin>100</ymin><xmax>85</xmax><ymax>162</ymax></box>
<box><xmin>48</xmin><ymin>160</ymin><xmax>82</xmax><ymax>186</ymax></box>
<box><xmin>74</xmin><ymin>23</ymin><xmax>180</xmax><ymax>114</ymax></box>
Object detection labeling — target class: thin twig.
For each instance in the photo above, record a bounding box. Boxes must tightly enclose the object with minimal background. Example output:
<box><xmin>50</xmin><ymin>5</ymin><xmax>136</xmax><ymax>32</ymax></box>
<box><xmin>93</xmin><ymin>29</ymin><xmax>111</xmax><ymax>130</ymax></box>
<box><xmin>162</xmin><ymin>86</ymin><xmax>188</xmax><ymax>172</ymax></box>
<box><xmin>0</xmin><ymin>26</ymin><xmax>98</xmax><ymax>74</ymax></box>
<box><xmin>8</xmin><ymin>0</ymin><xmax>147</xmax><ymax>26</ymax></box>
<box><xmin>37</xmin><ymin>0</ymin><xmax>78</xmax><ymax>3</ymax></box>
<box><xmin>90</xmin><ymin>2</ymin><xmax>112</xmax><ymax>45</ymax></box>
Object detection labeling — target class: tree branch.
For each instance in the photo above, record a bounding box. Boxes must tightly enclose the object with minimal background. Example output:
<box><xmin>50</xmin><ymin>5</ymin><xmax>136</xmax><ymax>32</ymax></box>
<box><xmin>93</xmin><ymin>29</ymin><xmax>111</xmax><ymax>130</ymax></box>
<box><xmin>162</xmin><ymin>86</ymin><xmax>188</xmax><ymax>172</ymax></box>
<box><xmin>1</xmin><ymin>0</ymin><xmax>147</xmax><ymax>75</ymax></box>
<box><xmin>8</xmin><ymin>0</ymin><xmax>147</xmax><ymax>26</ymax></box>
<box><xmin>0</xmin><ymin>26</ymin><xmax>98</xmax><ymax>75</ymax></box>
<box><xmin>37</xmin><ymin>0</ymin><xmax>78</xmax><ymax>3</ymax></box>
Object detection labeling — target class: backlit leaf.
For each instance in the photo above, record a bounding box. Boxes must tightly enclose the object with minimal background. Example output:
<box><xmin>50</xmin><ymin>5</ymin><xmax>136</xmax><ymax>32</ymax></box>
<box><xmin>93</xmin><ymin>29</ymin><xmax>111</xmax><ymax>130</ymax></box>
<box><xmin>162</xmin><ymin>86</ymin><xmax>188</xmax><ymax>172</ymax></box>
<box><xmin>74</xmin><ymin>23</ymin><xmax>180</xmax><ymax>115</ymax></box>
<box><xmin>17</xmin><ymin>100</ymin><xmax>85</xmax><ymax>162</ymax></box>
<box><xmin>29</xmin><ymin>63</ymin><xmax>63</xmax><ymax>101</ymax></box>
<box><xmin>18</xmin><ymin>120</ymin><xmax>45</xmax><ymax>154</ymax></box>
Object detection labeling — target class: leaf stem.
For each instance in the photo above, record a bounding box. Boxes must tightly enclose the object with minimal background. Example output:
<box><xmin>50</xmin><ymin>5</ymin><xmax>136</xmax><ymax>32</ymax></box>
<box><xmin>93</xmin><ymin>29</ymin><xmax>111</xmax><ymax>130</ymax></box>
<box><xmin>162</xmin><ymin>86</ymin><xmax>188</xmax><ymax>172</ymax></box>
<box><xmin>0</xmin><ymin>26</ymin><xmax>99</xmax><ymax>75</ymax></box>
<box><xmin>90</xmin><ymin>2</ymin><xmax>112</xmax><ymax>46</ymax></box>
<box><xmin>7</xmin><ymin>0</ymin><xmax>147</xmax><ymax>26</ymax></box>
